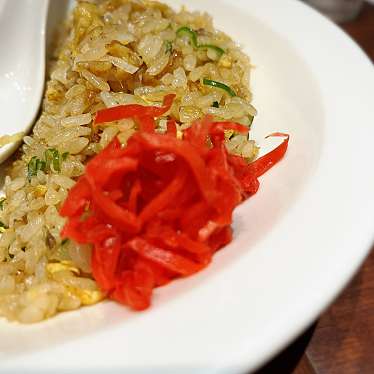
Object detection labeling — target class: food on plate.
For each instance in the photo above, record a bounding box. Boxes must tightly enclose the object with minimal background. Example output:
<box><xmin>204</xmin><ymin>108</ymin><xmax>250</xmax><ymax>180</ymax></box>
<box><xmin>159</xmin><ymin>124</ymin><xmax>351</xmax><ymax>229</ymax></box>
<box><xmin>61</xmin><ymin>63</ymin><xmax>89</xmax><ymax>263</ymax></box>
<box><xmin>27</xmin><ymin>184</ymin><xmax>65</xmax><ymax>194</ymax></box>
<box><xmin>0</xmin><ymin>0</ymin><xmax>287</xmax><ymax>323</ymax></box>
<box><xmin>0</xmin><ymin>133</ymin><xmax>25</xmax><ymax>149</ymax></box>
<box><xmin>61</xmin><ymin>109</ymin><xmax>288</xmax><ymax>309</ymax></box>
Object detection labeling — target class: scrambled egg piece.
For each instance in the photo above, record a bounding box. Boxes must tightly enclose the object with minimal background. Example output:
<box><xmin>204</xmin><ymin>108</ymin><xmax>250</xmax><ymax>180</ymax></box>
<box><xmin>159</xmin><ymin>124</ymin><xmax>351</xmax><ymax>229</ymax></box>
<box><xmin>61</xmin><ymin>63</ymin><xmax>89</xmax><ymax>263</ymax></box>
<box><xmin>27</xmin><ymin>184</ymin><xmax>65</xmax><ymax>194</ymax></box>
<box><xmin>46</xmin><ymin>261</ymin><xmax>104</xmax><ymax>306</ymax></box>
<box><xmin>46</xmin><ymin>261</ymin><xmax>80</xmax><ymax>275</ymax></box>
<box><xmin>218</xmin><ymin>54</ymin><xmax>232</xmax><ymax>68</ymax></box>
<box><xmin>66</xmin><ymin>286</ymin><xmax>104</xmax><ymax>306</ymax></box>
<box><xmin>34</xmin><ymin>184</ymin><xmax>48</xmax><ymax>197</ymax></box>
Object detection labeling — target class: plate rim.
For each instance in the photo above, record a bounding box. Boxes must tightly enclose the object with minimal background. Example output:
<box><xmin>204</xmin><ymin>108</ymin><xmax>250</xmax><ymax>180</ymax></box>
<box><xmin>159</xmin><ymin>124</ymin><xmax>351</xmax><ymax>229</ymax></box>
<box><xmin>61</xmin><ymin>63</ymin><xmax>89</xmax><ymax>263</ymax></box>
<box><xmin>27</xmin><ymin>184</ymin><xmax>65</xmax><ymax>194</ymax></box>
<box><xmin>1</xmin><ymin>0</ymin><xmax>374</xmax><ymax>372</ymax></box>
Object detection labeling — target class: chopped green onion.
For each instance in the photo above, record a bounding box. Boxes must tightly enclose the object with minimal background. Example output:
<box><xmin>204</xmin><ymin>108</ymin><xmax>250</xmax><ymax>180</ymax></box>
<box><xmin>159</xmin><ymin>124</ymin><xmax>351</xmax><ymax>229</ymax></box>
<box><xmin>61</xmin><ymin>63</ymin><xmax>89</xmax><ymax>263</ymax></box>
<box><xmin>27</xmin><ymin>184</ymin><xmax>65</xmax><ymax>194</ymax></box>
<box><xmin>0</xmin><ymin>198</ymin><xmax>6</xmax><ymax>210</ymax></box>
<box><xmin>45</xmin><ymin>148</ymin><xmax>61</xmax><ymax>172</ymax></box>
<box><xmin>199</xmin><ymin>44</ymin><xmax>225</xmax><ymax>57</ymax></box>
<box><xmin>37</xmin><ymin>159</ymin><xmax>46</xmax><ymax>171</ymax></box>
<box><xmin>27</xmin><ymin>157</ymin><xmax>38</xmax><ymax>180</ymax></box>
<box><xmin>27</xmin><ymin>149</ymin><xmax>68</xmax><ymax>182</ymax></box>
<box><xmin>165</xmin><ymin>40</ymin><xmax>173</xmax><ymax>54</ymax></box>
<box><xmin>203</xmin><ymin>78</ymin><xmax>236</xmax><ymax>97</ymax></box>
<box><xmin>176</xmin><ymin>26</ymin><xmax>198</xmax><ymax>48</ymax></box>
<box><xmin>62</xmin><ymin>152</ymin><xmax>69</xmax><ymax>161</ymax></box>
<box><xmin>176</xmin><ymin>26</ymin><xmax>225</xmax><ymax>58</ymax></box>
<box><xmin>212</xmin><ymin>101</ymin><xmax>219</xmax><ymax>108</ymax></box>
<box><xmin>27</xmin><ymin>156</ymin><xmax>46</xmax><ymax>181</ymax></box>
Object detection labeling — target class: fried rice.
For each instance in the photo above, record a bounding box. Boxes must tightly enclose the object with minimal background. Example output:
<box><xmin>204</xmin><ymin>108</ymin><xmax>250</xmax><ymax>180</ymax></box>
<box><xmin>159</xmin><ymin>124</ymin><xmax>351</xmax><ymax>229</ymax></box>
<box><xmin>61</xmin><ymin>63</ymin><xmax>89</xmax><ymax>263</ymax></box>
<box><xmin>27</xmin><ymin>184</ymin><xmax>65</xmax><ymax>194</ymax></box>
<box><xmin>0</xmin><ymin>0</ymin><xmax>257</xmax><ymax>323</ymax></box>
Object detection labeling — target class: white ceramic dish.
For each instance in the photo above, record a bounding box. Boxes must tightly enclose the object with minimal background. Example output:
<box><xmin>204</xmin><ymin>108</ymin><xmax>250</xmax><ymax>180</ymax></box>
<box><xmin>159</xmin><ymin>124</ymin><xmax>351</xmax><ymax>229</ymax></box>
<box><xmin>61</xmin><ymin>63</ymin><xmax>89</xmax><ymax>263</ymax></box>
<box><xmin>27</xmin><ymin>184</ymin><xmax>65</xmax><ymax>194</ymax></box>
<box><xmin>1</xmin><ymin>0</ymin><xmax>374</xmax><ymax>372</ymax></box>
<box><xmin>0</xmin><ymin>0</ymin><xmax>49</xmax><ymax>164</ymax></box>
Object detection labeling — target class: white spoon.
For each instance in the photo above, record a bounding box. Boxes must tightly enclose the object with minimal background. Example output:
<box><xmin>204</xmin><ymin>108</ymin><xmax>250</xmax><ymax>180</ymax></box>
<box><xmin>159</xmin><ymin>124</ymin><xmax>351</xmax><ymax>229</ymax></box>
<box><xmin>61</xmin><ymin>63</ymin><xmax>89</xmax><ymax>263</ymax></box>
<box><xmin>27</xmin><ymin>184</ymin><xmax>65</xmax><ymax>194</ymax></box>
<box><xmin>0</xmin><ymin>0</ymin><xmax>49</xmax><ymax>163</ymax></box>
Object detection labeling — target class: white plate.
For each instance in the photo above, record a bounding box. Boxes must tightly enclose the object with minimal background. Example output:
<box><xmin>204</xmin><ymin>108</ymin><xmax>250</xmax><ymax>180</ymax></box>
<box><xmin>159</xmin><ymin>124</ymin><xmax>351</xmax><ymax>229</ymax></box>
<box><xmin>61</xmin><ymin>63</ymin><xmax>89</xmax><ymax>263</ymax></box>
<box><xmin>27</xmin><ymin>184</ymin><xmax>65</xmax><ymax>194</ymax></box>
<box><xmin>1</xmin><ymin>0</ymin><xmax>374</xmax><ymax>372</ymax></box>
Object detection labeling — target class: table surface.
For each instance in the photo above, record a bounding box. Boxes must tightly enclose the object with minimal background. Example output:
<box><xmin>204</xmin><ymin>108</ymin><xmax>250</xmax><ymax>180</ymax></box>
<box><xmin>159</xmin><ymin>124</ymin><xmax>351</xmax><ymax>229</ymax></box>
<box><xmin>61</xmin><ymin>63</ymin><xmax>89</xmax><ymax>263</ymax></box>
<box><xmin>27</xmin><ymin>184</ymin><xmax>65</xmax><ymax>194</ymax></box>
<box><xmin>257</xmin><ymin>2</ymin><xmax>374</xmax><ymax>373</ymax></box>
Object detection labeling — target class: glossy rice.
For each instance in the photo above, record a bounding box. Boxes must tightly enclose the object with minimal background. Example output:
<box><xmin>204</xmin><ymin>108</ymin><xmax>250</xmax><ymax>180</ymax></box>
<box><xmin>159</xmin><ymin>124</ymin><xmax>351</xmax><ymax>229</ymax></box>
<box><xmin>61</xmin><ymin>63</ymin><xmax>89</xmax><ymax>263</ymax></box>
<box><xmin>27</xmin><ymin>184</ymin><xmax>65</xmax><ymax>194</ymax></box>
<box><xmin>0</xmin><ymin>0</ymin><xmax>257</xmax><ymax>323</ymax></box>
